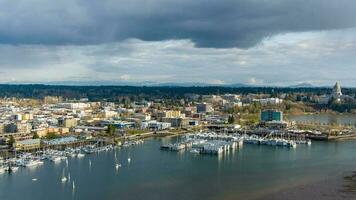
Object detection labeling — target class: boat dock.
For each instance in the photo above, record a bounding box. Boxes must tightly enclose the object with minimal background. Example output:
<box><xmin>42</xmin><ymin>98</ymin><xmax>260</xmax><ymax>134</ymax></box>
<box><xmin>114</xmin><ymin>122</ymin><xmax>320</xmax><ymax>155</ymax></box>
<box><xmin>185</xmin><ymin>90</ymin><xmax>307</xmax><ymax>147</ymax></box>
<box><xmin>160</xmin><ymin>132</ymin><xmax>244</xmax><ymax>155</ymax></box>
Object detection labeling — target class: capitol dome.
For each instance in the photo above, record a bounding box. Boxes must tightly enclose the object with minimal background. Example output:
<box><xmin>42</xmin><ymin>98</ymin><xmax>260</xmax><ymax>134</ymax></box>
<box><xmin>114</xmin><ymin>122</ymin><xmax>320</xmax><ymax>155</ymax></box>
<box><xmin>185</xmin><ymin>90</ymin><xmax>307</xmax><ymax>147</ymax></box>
<box><xmin>332</xmin><ymin>81</ymin><xmax>342</xmax><ymax>98</ymax></box>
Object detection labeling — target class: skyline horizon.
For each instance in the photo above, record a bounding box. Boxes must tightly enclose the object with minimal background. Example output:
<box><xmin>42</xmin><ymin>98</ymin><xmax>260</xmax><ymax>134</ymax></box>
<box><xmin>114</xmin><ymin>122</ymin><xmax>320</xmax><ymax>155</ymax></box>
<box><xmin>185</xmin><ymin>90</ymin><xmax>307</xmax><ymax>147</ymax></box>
<box><xmin>0</xmin><ymin>80</ymin><xmax>353</xmax><ymax>88</ymax></box>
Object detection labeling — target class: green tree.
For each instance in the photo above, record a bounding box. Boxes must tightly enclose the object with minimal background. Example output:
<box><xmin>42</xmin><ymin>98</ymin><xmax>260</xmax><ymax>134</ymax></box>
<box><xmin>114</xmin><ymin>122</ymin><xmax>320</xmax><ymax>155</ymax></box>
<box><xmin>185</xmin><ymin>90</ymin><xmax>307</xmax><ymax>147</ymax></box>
<box><xmin>228</xmin><ymin>115</ymin><xmax>235</xmax><ymax>124</ymax></box>
<box><xmin>46</xmin><ymin>132</ymin><xmax>57</xmax><ymax>139</ymax></box>
<box><xmin>7</xmin><ymin>135</ymin><xmax>15</xmax><ymax>147</ymax></box>
<box><xmin>106</xmin><ymin>124</ymin><xmax>117</xmax><ymax>136</ymax></box>
<box><xmin>33</xmin><ymin>132</ymin><xmax>40</xmax><ymax>139</ymax></box>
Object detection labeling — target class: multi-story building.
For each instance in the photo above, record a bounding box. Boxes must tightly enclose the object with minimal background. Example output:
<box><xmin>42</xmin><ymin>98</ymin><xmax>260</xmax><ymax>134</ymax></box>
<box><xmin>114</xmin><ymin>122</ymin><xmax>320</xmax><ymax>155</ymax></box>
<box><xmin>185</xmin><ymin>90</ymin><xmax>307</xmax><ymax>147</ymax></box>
<box><xmin>254</xmin><ymin>98</ymin><xmax>283</xmax><ymax>106</ymax></box>
<box><xmin>58</xmin><ymin>117</ymin><xmax>78</xmax><ymax>128</ymax></box>
<box><xmin>196</xmin><ymin>103</ymin><xmax>213</xmax><ymax>113</ymax></box>
<box><xmin>141</xmin><ymin>120</ymin><xmax>171</xmax><ymax>130</ymax></box>
<box><xmin>14</xmin><ymin>139</ymin><xmax>41</xmax><ymax>151</ymax></box>
<box><xmin>162</xmin><ymin>117</ymin><xmax>189</xmax><ymax>128</ymax></box>
<box><xmin>260</xmin><ymin>110</ymin><xmax>283</xmax><ymax>122</ymax></box>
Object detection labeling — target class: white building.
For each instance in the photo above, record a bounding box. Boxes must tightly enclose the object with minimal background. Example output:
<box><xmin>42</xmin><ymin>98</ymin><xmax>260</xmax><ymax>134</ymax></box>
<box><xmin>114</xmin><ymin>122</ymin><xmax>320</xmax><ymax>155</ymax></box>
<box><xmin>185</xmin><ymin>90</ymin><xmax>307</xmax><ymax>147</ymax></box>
<box><xmin>253</xmin><ymin>98</ymin><xmax>283</xmax><ymax>105</ymax></box>
<box><xmin>57</xmin><ymin>103</ymin><xmax>91</xmax><ymax>110</ymax></box>
<box><xmin>141</xmin><ymin>120</ymin><xmax>171</xmax><ymax>130</ymax></box>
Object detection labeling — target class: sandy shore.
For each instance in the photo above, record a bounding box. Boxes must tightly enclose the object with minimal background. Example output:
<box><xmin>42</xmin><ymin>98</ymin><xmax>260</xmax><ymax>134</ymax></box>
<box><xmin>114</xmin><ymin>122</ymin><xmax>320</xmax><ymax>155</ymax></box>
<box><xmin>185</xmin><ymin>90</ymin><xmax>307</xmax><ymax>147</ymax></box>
<box><xmin>258</xmin><ymin>171</ymin><xmax>356</xmax><ymax>200</ymax></box>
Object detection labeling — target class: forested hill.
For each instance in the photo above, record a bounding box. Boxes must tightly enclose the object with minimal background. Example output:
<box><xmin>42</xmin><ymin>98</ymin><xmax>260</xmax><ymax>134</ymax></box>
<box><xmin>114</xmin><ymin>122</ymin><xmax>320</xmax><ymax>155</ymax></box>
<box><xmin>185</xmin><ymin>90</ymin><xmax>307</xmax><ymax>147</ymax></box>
<box><xmin>0</xmin><ymin>84</ymin><xmax>354</xmax><ymax>101</ymax></box>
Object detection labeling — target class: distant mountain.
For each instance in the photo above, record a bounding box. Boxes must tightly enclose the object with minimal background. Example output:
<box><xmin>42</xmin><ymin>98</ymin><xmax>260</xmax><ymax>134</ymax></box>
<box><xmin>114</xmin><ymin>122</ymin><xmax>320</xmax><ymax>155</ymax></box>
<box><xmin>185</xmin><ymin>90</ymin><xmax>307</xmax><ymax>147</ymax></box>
<box><xmin>3</xmin><ymin>80</ymin><xmax>334</xmax><ymax>88</ymax></box>
<box><xmin>288</xmin><ymin>83</ymin><xmax>315</xmax><ymax>88</ymax></box>
<box><xmin>225</xmin><ymin>83</ymin><xmax>254</xmax><ymax>88</ymax></box>
<box><xmin>26</xmin><ymin>80</ymin><xmax>254</xmax><ymax>87</ymax></box>
<box><xmin>152</xmin><ymin>82</ymin><xmax>253</xmax><ymax>87</ymax></box>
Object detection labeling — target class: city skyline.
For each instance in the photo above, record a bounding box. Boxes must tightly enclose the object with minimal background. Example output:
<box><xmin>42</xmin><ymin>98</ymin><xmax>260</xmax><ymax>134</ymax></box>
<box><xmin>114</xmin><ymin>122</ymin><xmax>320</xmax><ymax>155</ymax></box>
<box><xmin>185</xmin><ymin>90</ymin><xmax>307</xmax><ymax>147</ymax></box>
<box><xmin>0</xmin><ymin>1</ymin><xmax>356</xmax><ymax>86</ymax></box>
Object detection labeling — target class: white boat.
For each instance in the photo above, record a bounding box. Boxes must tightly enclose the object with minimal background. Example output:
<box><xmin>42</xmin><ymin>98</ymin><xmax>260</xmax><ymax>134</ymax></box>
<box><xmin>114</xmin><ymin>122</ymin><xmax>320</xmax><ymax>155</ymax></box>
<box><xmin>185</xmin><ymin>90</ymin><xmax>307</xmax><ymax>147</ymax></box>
<box><xmin>50</xmin><ymin>156</ymin><xmax>61</xmax><ymax>163</ymax></box>
<box><xmin>77</xmin><ymin>153</ymin><xmax>85</xmax><ymax>158</ymax></box>
<box><xmin>127</xmin><ymin>158</ymin><xmax>131</xmax><ymax>163</ymax></box>
<box><xmin>6</xmin><ymin>166</ymin><xmax>19</xmax><ymax>173</ymax></box>
<box><xmin>61</xmin><ymin>177</ymin><xmax>67</xmax><ymax>182</ymax></box>
<box><xmin>11</xmin><ymin>166</ymin><xmax>19</xmax><ymax>172</ymax></box>
<box><xmin>25</xmin><ymin>160</ymin><xmax>41</xmax><ymax>167</ymax></box>
<box><xmin>190</xmin><ymin>149</ymin><xmax>200</xmax><ymax>154</ymax></box>
<box><xmin>32</xmin><ymin>178</ymin><xmax>38</xmax><ymax>181</ymax></box>
<box><xmin>115</xmin><ymin>164</ymin><xmax>120</xmax><ymax>170</ymax></box>
<box><xmin>0</xmin><ymin>166</ymin><xmax>6</xmax><ymax>174</ymax></box>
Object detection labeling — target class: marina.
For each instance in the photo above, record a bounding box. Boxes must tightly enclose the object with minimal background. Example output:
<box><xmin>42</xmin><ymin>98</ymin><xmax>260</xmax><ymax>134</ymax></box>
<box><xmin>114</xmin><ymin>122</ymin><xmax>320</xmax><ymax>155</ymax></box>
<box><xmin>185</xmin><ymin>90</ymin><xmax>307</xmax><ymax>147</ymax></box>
<box><xmin>0</xmin><ymin>138</ymin><xmax>145</xmax><ymax>175</ymax></box>
<box><xmin>161</xmin><ymin>132</ymin><xmax>311</xmax><ymax>155</ymax></box>
<box><xmin>0</xmin><ymin>137</ymin><xmax>355</xmax><ymax>200</ymax></box>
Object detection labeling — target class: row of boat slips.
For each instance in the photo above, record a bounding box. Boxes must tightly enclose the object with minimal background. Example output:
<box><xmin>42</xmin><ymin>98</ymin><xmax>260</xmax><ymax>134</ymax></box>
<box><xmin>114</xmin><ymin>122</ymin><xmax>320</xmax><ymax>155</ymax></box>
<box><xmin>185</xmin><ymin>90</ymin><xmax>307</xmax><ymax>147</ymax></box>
<box><xmin>188</xmin><ymin>132</ymin><xmax>311</xmax><ymax>148</ymax></box>
<box><xmin>161</xmin><ymin>133</ymin><xmax>244</xmax><ymax>155</ymax></box>
<box><xmin>160</xmin><ymin>132</ymin><xmax>312</xmax><ymax>155</ymax></box>
<box><xmin>243</xmin><ymin>135</ymin><xmax>311</xmax><ymax>148</ymax></box>
<box><xmin>161</xmin><ymin>140</ymin><xmax>241</xmax><ymax>155</ymax></box>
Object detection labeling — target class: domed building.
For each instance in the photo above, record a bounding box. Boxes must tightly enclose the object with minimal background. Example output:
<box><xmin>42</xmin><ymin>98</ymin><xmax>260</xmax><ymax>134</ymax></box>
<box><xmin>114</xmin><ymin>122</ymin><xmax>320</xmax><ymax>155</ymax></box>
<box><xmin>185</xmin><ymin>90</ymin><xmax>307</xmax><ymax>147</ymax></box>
<box><xmin>332</xmin><ymin>81</ymin><xmax>342</xmax><ymax>100</ymax></box>
<box><xmin>316</xmin><ymin>82</ymin><xmax>350</xmax><ymax>104</ymax></box>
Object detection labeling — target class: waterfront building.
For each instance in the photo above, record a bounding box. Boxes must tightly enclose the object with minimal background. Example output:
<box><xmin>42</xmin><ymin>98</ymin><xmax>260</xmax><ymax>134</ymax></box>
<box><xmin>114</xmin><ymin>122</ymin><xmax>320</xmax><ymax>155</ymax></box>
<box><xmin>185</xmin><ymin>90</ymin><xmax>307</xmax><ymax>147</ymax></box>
<box><xmin>14</xmin><ymin>139</ymin><xmax>41</xmax><ymax>151</ymax></box>
<box><xmin>162</xmin><ymin>117</ymin><xmax>189</xmax><ymax>128</ymax></box>
<box><xmin>101</xmin><ymin>120</ymin><xmax>136</xmax><ymax>129</ymax></box>
<box><xmin>141</xmin><ymin>120</ymin><xmax>171</xmax><ymax>130</ymax></box>
<box><xmin>260</xmin><ymin>110</ymin><xmax>283</xmax><ymax>122</ymax></box>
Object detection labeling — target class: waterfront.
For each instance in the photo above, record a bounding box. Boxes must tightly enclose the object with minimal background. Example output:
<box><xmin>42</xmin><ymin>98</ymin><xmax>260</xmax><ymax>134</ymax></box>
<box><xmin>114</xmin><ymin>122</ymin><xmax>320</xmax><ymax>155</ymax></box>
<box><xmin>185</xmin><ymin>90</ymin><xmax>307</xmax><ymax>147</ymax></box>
<box><xmin>1</xmin><ymin>136</ymin><xmax>356</xmax><ymax>200</ymax></box>
<box><xmin>287</xmin><ymin>113</ymin><xmax>356</xmax><ymax>127</ymax></box>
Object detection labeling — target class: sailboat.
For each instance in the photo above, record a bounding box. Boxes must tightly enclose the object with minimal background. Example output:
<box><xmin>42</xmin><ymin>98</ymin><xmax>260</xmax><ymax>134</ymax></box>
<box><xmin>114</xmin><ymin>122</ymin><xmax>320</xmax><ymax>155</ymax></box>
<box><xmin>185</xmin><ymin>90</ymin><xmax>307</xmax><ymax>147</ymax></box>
<box><xmin>61</xmin><ymin>176</ymin><xmax>67</xmax><ymax>182</ymax></box>
<box><xmin>61</xmin><ymin>168</ymin><xmax>67</xmax><ymax>183</ymax></box>
<box><xmin>115</xmin><ymin>163</ymin><xmax>122</xmax><ymax>170</ymax></box>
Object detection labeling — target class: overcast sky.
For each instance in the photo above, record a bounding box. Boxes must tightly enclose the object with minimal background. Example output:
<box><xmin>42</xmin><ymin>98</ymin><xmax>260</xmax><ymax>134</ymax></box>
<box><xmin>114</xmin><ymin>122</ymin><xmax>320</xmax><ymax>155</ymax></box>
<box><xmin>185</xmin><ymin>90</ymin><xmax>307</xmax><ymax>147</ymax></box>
<box><xmin>0</xmin><ymin>0</ymin><xmax>356</xmax><ymax>86</ymax></box>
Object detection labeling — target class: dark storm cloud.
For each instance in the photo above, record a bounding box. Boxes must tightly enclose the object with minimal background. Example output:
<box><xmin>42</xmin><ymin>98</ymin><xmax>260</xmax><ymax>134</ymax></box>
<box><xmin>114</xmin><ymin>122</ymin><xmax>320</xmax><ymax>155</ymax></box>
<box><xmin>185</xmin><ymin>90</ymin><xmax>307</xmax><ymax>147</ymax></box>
<box><xmin>1</xmin><ymin>0</ymin><xmax>356</xmax><ymax>48</ymax></box>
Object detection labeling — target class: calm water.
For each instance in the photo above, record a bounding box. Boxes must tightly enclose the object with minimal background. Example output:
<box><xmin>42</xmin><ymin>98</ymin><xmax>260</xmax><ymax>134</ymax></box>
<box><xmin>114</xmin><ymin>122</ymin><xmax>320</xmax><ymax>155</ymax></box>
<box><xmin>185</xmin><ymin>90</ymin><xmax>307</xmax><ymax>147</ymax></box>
<box><xmin>287</xmin><ymin>114</ymin><xmax>356</xmax><ymax>127</ymax></box>
<box><xmin>1</xmin><ymin>137</ymin><xmax>356</xmax><ymax>200</ymax></box>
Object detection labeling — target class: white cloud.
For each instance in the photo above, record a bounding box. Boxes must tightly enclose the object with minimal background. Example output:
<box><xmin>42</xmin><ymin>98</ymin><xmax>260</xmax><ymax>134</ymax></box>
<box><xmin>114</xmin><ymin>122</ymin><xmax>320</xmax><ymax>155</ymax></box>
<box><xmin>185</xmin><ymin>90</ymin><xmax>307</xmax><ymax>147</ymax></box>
<box><xmin>0</xmin><ymin>28</ymin><xmax>355</xmax><ymax>86</ymax></box>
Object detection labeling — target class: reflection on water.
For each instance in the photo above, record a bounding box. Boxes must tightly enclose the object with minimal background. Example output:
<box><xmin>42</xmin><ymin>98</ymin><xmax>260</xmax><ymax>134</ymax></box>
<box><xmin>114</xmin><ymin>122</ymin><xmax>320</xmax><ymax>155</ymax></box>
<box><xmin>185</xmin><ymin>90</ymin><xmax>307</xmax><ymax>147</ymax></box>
<box><xmin>287</xmin><ymin>114</ymin><xmax>356</xmax><ymax>127</ymax></box>
<box><xmin>342</xmin><ymin>171</ymin><xmax>356</xmax><ymax>195</ymax></box>
<box><xmin>0</xmin><ymin>138</ymin><xmax>356</xmax><ymax>200</ymax></box>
